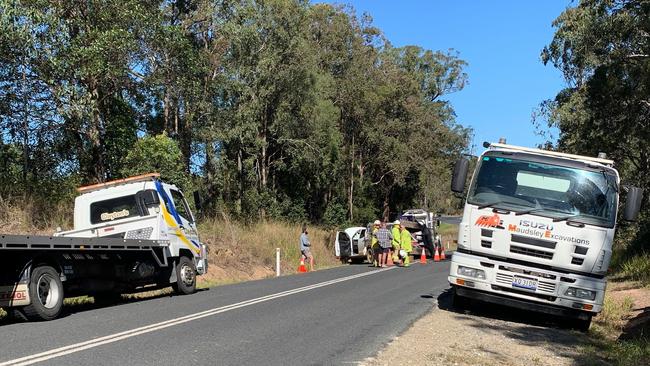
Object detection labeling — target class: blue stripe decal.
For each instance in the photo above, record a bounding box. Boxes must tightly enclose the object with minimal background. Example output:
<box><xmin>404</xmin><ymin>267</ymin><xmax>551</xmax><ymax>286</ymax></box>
<box><xmin>155</xmin><ymin>180</ymin><xmax>183</xmax><ymax>227</ymax></box>
<box><xmin>190</xmin><ymin>240</ymin><xmax>201</xmax><ymax>249</ymax></box>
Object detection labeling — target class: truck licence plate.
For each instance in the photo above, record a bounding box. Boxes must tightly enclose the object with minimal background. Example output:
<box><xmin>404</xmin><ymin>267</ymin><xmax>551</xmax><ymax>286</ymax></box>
<box><xmin>512</xmin><ymin>276</ymin><xmax>537</xmax><ymax>291</ymax></box>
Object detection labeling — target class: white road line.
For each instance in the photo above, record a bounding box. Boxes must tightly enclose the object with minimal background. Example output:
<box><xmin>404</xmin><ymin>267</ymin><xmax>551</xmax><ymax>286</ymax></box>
<box><xmin>0</xmin><ymin>267</ymin><xmax>395</xmax><ymax>366</ymax></box>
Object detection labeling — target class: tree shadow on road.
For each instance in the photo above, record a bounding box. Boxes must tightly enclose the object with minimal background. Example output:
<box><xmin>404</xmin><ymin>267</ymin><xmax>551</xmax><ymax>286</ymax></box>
<box><xmin>0</xmin><ymin>288</ymin><xmax>209</xmax><ymax>326</ymax></box>
<box><xmin>436</xmin><ymin>289</ymin><xmax>610</xmax><ymax>366</ymax></box>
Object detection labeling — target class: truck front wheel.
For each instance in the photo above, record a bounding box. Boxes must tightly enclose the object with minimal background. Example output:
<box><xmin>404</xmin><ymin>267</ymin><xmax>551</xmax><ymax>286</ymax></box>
<box><xmin>173</xmin><ymin>257</ymin><xmax>197</xmax><ymax>295</ymax></box>
<box><xmin>571</xmin><ymin>315</ymin><xmax>592</xmax><ymax>332</ymax></box>
<box><xmin>22</xmin><ymin>265</ymin><xmax>64</xmax><ymax>321</ymax></box>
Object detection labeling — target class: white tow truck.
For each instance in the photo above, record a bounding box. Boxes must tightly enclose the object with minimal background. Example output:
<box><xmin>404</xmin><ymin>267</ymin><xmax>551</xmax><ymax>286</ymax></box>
<box><xmin>448</xmin><ymin>141</ymin><xmax>643</xmax><ymax>330</ymax></box>
<box><xmin>0</xmin><ymin>173</ymin><xmax>208</xmax><ymax>321</ymax></box>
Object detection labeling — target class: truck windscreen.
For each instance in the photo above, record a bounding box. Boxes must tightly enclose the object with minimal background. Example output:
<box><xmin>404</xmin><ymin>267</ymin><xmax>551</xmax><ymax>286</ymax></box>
<box><xmin>467</xmin><ymin>154</ymin><xmax>618</xmax><ymax>228</ymax></box>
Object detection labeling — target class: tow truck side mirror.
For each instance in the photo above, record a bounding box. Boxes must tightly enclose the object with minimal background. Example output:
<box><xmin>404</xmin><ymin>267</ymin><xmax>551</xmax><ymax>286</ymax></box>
<box><xmin>451</xmin><ymin>158</ymin><xmax>469</xmax><ymax>193</ymax></box>
<box><xmin>193</xmin><ymin>191</ymin><xmax>202</xmax><ymax>212</ymax></box>
<box><xmin>622</xmin><ymin>186</ymin><xmax>644</xmax><ymax>221</ymax></box>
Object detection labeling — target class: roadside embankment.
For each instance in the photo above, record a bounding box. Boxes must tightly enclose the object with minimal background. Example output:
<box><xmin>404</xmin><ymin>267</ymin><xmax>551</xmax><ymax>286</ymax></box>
<box><xmin>363</xmin><ymin>280</ymin><xmax>650</xmax><ymax>366</ymax></box>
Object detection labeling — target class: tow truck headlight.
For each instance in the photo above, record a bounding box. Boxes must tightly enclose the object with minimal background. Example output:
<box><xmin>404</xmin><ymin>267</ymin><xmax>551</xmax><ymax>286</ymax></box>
<box><xmin>565</xmin><ymin>287</ymin><xmax>596</xmax><ymax>301</ymax></box>
<box><xmin>457</xmin><ymin>266</ymin><xmax>486</xmax><ymax>280</ymax></box>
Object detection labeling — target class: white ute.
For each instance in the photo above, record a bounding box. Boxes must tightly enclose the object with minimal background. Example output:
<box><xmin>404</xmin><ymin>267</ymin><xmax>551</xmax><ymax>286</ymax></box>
<box><xmin>0</xmin><ymin>173</ymin><xmax>208</xmax><ymax>321</ymax></box>
<box><xmin>448</xmin><ymin>141</ymin><xmax>643</xmax><ymax>330</ymax></box>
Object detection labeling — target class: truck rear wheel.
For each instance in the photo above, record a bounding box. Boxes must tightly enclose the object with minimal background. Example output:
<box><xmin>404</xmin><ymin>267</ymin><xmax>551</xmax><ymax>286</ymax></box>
<box><xmin>173</xmin><ymin>256</ymin><xmax>196</xmax><ymax>295</ymax></box>
<box><xmin>22</xmin><ymin>265</ymin><xmax>64</xmax><ymax>321</ymax></box>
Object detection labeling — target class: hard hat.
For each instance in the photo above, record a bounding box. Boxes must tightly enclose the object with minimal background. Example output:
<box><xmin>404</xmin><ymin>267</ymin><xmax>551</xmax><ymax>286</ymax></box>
<box><xmin>394</xmin><ymin>220</ymin><xmax>400</xmax><ymax>225</ymax></box>
<box><xmin>373</xmin><ymin>220</ymin><xmax>380</xmax><ymax>225</ymax></box>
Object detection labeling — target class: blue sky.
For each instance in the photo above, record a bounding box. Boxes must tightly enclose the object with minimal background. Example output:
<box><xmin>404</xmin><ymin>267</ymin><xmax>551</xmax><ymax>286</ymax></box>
<box><xmin>324</xmin><ymin>0</ymin><xmax>571</xmax><ymax>152</ymax></box>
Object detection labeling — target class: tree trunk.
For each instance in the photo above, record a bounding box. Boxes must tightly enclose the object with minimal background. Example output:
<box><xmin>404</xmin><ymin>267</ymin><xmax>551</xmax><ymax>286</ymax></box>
<box><xmin>21</xmin><ymin>59</ymin><xmax>29</xmax><ymax>191</ymax></box>
<box><xmin>87</xmin><ymin>79</ymin><xmax>106</xmax><ymax>183</ymax></box>
<box><xmin>236</xmin><ymin>146</ymin><xmax>243</xmax><ymax>214</ymax></box>
<box><xmin>382</xmin><ymin>188</ymin><xmax>391</xmax><ymax>222</ymax></box>
<box><xmin>348</xmin><ymin>135</ymin><xmax>355</xmax><ymax>221</ymax></box>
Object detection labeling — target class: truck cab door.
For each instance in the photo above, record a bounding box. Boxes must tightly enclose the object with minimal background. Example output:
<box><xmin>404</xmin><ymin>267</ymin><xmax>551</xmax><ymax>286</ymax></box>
<box><xmin>336</xmin><ymin>232</ymin><xmax>351</xmax><ymax>259</ymax></box>
<box><xmin>351</xmin><ymin>229</ymin><xmax>365</xmax><ymax>255</ymax></box>
<box><xmin>168</xmin><ymin>189</ymin><xmax>199</xmax><ymax>237</ymax></box>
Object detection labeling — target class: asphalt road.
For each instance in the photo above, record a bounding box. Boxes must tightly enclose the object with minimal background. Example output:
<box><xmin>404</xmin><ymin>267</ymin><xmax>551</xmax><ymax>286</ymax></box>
<box><xmin>439</xmin><ymin>215</ymin><xmax>461</xmax><ymax>225</ymax></box>
<box><xmin>0</xmin><ymin>260</ymin><xmax>452</xmax><ymax>366</ymax></box>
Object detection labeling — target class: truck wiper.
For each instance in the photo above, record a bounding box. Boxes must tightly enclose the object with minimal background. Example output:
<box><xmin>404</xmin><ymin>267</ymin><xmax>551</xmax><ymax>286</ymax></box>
<box><xmin>552</xmin><ymin>214</ymin><xmax>584</xmax><ymax>223</ymax></box>
<box><xmin>514</xmin><ymin>207</ymin><xmax>546</xmax><ymax>216</ymax></box>
<box><xmin>477</xmin><ymin>201</ymin><xmax>502</xmax><ymax>210</ymax></box>
<box><xmin>477</xmin><ymin>200</ymin><xmax>519</xmax><ymax>211</ymax></box>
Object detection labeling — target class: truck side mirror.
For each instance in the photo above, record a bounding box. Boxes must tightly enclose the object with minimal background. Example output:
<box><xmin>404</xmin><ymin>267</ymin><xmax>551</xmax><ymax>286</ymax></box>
<box><xmin>451</xmin><ymin>158</ymin><xmax>469</xmax><ymax>193</ymax></box>
<box><xmin>622</xmin><ymin>186</ymin><xmax>644</xmax><ymax>221</ymax></box>
<box><xmin>193</xmin><ymin>191</ymin><xmax>202</xmax><ymax>212</ymax></box>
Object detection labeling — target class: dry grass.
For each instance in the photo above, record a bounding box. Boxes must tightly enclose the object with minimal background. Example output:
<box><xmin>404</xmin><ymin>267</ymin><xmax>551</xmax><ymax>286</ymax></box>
<box><xmin>0</xmin><ymin>197</ymin><xmax>72</xmax><ymax>235</ymax></box>
<box><xmin>438</xmin><ymin>222</ymin><xmax>459</xmax><ymax>251</ymax></box>
<box><xmin>198</xmin><ymin>212</ymin><xmax>341</xmax><ymax>285</ymax></box>
<box><xmin>586</xmin><ymin>283</ymin><xmax>650</xmax><ymax>366</ymax></box>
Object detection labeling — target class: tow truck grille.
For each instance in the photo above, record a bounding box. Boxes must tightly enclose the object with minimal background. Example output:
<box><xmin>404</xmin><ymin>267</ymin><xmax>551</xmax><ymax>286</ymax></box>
<box><xmin>495</xmin><ymin>273</ymin><xmax>556</xmax><ymax>294</ymax></box>
<box><xmin>509</xmin><ymin>245</ymin><xmax>553</xmax><ymax>260</ymax></box>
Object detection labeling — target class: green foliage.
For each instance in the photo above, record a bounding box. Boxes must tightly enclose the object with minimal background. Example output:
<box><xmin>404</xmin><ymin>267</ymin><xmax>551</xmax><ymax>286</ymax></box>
<box><xmin>541</xmin><ymin>0</ymin><xmax>650</xmax><ymax>267</ymax></box>
<box><xmin>0</xmin><ymin>0</ymin><xmax>471</xmax><ymax>226</ymax></box>
<box><xmin>121</xmin><ymin>133</ymin><xmax>191</xmax><ymax>192</ymax></box>
<box><xmin>323</xmin><ymin>202</ymin><xmax>348</xmax><ymax>228</ymax></box>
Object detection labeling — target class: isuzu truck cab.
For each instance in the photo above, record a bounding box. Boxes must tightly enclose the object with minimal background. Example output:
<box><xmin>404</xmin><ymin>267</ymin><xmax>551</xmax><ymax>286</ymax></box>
<box><xmin>448</xmin><ymin>141</ymin><xmax>643</xmax><ymax>330</ymax></box>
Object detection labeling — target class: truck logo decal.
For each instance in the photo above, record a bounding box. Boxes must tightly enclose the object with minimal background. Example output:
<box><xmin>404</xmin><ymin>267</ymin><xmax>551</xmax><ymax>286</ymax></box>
<box><xmin>100</xmin><ymin>209</ymin><xmax>130</xmax><ymax>221</ymax></box>
<box><xmin>475</xmin><ymin>214</ymin><xmax>504</xmax><ymax>229</ymax></box>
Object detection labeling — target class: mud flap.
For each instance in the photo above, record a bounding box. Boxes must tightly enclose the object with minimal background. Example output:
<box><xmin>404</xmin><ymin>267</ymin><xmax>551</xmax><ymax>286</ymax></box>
<box><xmin>0</xmin><ymin>284</ymin><xmax>30</xmax><ymax>307</ymax></box>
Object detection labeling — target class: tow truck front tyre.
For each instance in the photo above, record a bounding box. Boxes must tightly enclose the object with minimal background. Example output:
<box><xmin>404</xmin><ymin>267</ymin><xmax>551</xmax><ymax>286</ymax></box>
<box><xmin>22</xmin><ymin>265</ymin><xmax>64</xmax><ymax>321</ymax></box>
<box><xmin>173</xmin><ymin>256</ymin><xmax>197</xmax><ymax>295</ymax></box>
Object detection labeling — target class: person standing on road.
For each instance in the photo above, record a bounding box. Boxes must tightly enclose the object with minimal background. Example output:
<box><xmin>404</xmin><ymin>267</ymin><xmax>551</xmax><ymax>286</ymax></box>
<box><xmin>375</xmin><ymin>222</ymin><xmax>392</xmax><ymax>268</ymax></box>
<box><xmin>391</xmin><ymin>220</ymin><xmax>401</xmax><ymax>265</ymax></box>
<box><xmin>300</xmin><ymin>224</ymin><xmax>314</xmax><ymax>271</ymax></box>
<box><xmin>371</xmin><ymin>220</ymin><xmax>381</xmax><ymax>267</ymax></box>
<box><xmin>399</xmin><ymin>224</ymin><xmax>413</xmax><ymax>267</ymax></box>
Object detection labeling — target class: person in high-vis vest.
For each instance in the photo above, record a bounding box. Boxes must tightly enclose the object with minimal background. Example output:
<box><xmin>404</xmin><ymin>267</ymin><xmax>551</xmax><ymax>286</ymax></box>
<box><xmin>391</xmin><ymin>220</ymin><xmax>401</xmax><ymax>264</ymax></box>
<box><xmin>371</xmin><ymin>220</ymin><xmax>380</xmax><ymax>267</ymax></box>
<box><xmin>399</xmin><ymin>223</ymin><xmax>413</xmax><ymax>267</ymax></box>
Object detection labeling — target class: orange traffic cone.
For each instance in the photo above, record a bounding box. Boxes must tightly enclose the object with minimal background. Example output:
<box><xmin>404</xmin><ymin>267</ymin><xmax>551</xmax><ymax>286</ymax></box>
<box><xmin>420</xmin><ymin>248</ymin><xmax>427</xmax><ymax>264</ymax></box>
<box><xmin>298</xmin><ymin>257</ymin><xmax>307</xmax><ymax>273</ymax></box>
<box><xmin>440</xmin><ymin>247</ymin><xmax>446</xmax><ymax>260</ymax></box>
<box><xmin>387</xmin><ymin>251</ymin><xmax>394</xmax><ymax>266</ymax></box>
<box><xmin>434</xmin><ymin>247</ymin><xmax>441</xmax><ymax>262</ymax></box>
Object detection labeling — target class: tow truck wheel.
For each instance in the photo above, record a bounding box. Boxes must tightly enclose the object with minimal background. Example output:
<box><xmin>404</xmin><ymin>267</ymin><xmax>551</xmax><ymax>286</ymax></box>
<box><xmin>22</xmin><ymin>265</ymin><xmax>64</xmax><ymax>321</ymax></box>
<box><xmin>173</xmin><ymin>256</ymin><xmax>197</xmax><ymax>295</ymax></box>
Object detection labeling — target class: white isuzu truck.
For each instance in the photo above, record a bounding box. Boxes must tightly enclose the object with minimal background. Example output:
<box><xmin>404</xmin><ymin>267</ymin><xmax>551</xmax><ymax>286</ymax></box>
<box><xmin>448</xmin><ymin>141</ymin><xmax>643</xmax><ymax>330</ymax></box>
<box><xmin>0</xmin><ymin>173</ymin><xmax>208</xmax><ymax>321</ymax></box>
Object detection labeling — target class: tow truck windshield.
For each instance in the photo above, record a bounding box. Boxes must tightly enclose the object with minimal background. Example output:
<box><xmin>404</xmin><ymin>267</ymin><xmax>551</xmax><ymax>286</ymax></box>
<box><xmin>467</xmin><ymin>154</ymin><xmax>618</xmax><ymax>228</ymax></box>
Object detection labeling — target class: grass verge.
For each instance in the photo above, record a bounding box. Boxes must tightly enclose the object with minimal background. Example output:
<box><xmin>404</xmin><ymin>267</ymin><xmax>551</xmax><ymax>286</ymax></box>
<box><xmin>584</xmin><ymin>282</ymin><xmax>650</xmax><ymax>366</ymax></box>
<box><xmin>438</xmin><ymin>222</ymin><xmax>459</xmax><ymax>251</ymax></box>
